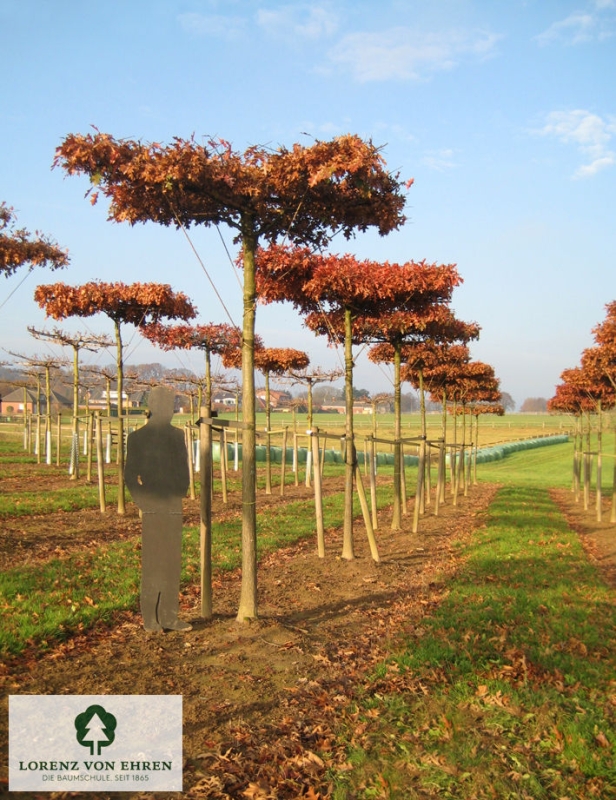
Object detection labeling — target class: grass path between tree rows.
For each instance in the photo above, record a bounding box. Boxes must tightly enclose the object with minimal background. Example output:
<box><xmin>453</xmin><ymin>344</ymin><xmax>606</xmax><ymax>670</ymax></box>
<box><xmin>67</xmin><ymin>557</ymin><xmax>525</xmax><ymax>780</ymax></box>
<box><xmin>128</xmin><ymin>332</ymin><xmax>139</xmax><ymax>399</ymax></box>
<box><xmin>326</xmin><ymin>484</ymin><xmax>616</xmax><ymax>799</ymax></box>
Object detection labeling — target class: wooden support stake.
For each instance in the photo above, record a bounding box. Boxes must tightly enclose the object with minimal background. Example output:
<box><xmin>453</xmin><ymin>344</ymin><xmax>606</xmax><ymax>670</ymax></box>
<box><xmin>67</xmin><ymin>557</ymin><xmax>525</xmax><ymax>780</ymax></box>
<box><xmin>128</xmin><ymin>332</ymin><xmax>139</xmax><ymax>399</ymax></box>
<box><xmin>86</xmin><ymin>413</ymin><xmax>94</xmax><ymax>483</ymax></box>
<box><xmin>311</xmin><ymin>430</ymin><xmax>325</xmax><ymax>558</ymax></box>
<box><xmin>413</xmin><ymin>440</ymin><xmax>426</xmax><ymax>534</ymax></box>
<box><xmin>434</xmin><ymin>441</ymin><xmax>445</xmax><ymax>516</ymax></box>
<box><xmin>369</xmin><ymin>437</ymin><xmax>378</xmax><ymax>530</ymax></box>
<box><xmin>199</xmin><ymin>407</ymin><xmax>213</xmax><ymax>619</ymax></box>
<box><xmin>280</xmin><ymin>426</ymin><xmax>288</xmax><ymax>497</ymax></box>
<box><xmin>219</xmin><ymin>428</ymin><xmax>228</xmax><ymax>504</ymax></box>
<box><xmin>95</xmin><ymin>412</ymin><xmax>106</xmax><ymax>513</ymax></box>
<box><xmin>355</xmin><ymin>463</ymin><xmax>380</xmax><ymax>563</ymax></box>
<box><xmin>400</xmin><ymin>442</ymin><xmax>408</xmax><ymax>515</ymax></box>
<box><xmin>56</xmin><ymin>414</ymin><xmax>62</xmax><ymax>467</ymax></box>
<box><xmin>185</xmin><ymin>425</ymin><xmax>196</xmax><ymax>500</ymax></box>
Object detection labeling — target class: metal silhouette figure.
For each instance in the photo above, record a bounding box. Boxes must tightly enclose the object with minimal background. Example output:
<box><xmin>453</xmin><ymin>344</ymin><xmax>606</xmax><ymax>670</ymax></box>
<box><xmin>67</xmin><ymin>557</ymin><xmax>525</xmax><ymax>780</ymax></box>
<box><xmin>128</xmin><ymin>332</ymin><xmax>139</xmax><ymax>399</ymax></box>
<box><xmin>125</xmin><ymin>387</ymin><xmax>191</xmax><ymax>632</ymax></box>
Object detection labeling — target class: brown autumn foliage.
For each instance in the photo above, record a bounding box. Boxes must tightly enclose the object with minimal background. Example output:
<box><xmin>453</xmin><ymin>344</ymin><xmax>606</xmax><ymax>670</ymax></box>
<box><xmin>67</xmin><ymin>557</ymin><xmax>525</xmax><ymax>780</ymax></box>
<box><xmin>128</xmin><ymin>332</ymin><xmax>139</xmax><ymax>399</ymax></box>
<box><xmin>254</xmin><ymin>244</ymin><xmax>463</xmax><ymax>341</ymax></box>
<box><xmin>0</xmin><ymin>202</ymin><xmax>69</xmax><ymax>277</ymax></box>
<box><xmin>141</xmin><ymin>321</ymin><xmax>241</xmax><ymax>355</ymax></box>
<box><xmin>222</xmin><ymin>346</ymin><xmax>310</xmax><ymax>375</ymax></box>
<box><xmin>34</xmin><ymin>281</ymin><xmax>196</xmax><ymax>325</ymax></box>
<box><xmin>53</xmin><ymin>132</ymin><xmax>408</xmax><ymax>246</ymax></box>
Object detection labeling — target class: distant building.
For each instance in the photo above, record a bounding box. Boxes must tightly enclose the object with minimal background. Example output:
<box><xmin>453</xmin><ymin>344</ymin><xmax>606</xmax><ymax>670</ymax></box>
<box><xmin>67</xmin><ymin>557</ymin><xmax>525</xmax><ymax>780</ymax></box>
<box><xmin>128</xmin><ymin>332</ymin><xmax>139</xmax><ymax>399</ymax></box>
<box><xmin>87</xmin><ymin>388</ymin><xmax>146</xmax><ymax>410</ymax></box>
<box><xmin>212</xmin><ymin>389</ymin><xmax>238</xmax><ymax>411</ymax></box>
<box><xmin>255</xmin><ymin>389</ymin><xmax>292</xmax><ymax>410</ymax></box>
<box><xmin>0</xmin><ymin>388</ymin><xmax>71</xmax><ymax>415</ymax></box>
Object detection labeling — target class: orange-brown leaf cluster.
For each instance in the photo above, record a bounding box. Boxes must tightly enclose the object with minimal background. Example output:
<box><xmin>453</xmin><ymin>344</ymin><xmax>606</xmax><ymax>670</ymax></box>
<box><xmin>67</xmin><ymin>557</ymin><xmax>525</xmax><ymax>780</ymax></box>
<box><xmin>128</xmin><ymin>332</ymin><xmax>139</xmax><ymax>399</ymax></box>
<box><xmin>141</xmin><ymin>321</ymin><xmax>240</xmax><ymax>354</ymax></box>
<box><xmin>255</xmin><ymin>244</ymin><xmax>466</xmax><ymax>346</ymax></box>
<box><xmin>34</xmin><ymin>281</ymin><xmax>197</xmax><ymax>326</ymax></box>
<box><xmin>223</xmin><ymin>346</ymin><xmax>309</xmax><ymax>375</ymax></box>
<box><xmin>1</xmin><ymin>202</ymin><xmax>69</xmax><ymax>278</ymax></box>
<box><xmin>54</xmin><ymin>132</ymin><xmax>407</xmax><ymax>248</ymax></box>
<box><xmin>549</xmin><ymin>300</ymin><xmax>616</xmax><ymax>414</ymax></box>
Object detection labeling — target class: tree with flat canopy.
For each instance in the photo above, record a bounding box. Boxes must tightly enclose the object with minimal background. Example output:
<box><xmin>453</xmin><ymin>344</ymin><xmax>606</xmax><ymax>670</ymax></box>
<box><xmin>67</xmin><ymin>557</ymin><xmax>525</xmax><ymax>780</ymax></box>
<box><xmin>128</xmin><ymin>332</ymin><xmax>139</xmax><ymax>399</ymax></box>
<box><xmin>141</xmin><ymin>321</ymin><xmax>241</xmax><ymax>416</ymax></box>
<box><xmin>440</xmin><ymin>360</ymin><xmax>500</xmax><ymax>497</ymax></box>
<box><xmin>27</xmin><ymin>326</ymin><xmax>113</xmax><ymax>479</ymax></box>
<box><xmin>223</xmin><ymin>345</ymin><xmax>310</xmax><ymax>494</ymax></box>
<box><xmin>1</xmin><ymin>202</ymin><xmax>68</xmax><ymax>278</ymax></box>
<box><xmin>285</xmin><ymin>367</ymin><xmax>344</xmax><ymax>432</ymax></box>
<box><xmin>34</xmin><ymin>281</ymin><xmax>196</xmax><ymax>513</ymax></box>
<box><xmin>7</xmin><ymin>352</ymin><xmax>65</xmax><ymax>464</ymax></box>
<box><xmin>369</xmin><ymin>313</ymin><xmax>480</xmax><ymax>529</ymax></box>
<box><xmin>255</xmin><ymin>245</ymin><xmax>462</xmax><ymax>555</ymax></box>
<box><xmin>54</xmin><ymin>130</ymin><xmax>407</xmax><ymax>619</ymax></box>
<box><xmin>419</xmin><ymin>344</ymin><xmax>472</xmax><ymax>440</ymax></box>
<box><xmin>584</xmin><ymin>304</ymin><xmax>616</xmax><ymax>522</ymax></box>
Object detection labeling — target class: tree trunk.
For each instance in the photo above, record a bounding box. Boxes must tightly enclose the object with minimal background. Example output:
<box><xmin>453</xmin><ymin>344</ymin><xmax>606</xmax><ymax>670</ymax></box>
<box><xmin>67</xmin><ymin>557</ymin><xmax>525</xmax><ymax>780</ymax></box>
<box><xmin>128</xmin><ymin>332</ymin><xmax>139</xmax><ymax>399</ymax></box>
<box><xmin>114</xmin><ymin>320</ymin><xmax>126</xmax><ymax>515</ymax></box>
<box><xmin>200</xmin><ymin>405</ymin><xmax>213</xmax><ymax>619</ymax></box>
<box><xmin>22</xmin><ymin>387</ymin><xmax>28</xmax><ymax>448</ymax></box>
<box><xmin>204</xmin><ymin>349</ymin><xmax>212</xmax><ymax>413</ymax></box>
<box><xmin>265</xmin><ymin>371</ymin><xmax>272</xmax><ymax>495</ymax></box>
<box><xmin>418</xmin><ymin>367</ymin><xmax>426</xmax><ymax>438</ymax></box>
<box><xmin>280</xmin><ymin>426</ymin><xmax>288</xmax><ymax>497</ymax></box>
<box><xmin>237</xmin><ymin>217</ymin><xmax>258</xmax><ymax>620</ymax></box>
<box><xmin>391</xmin><ymin>343</ymin><xmax>402</xmax><ymax>530</ymax></box>
<box><xmin>450</xmin><ymin>398</ymin><xmax>458</xmax><ymax>495</ymax></box>
<box><xmin>70</xmin><ymin>346</ymin><xmax>80</xmax><ymax>479</ymax></box>
<box><xmin>341</xmin><ymin>306</ymin><xmax>355</xmax><ymax>560</ymax></box>
<box><xmin>440</xmin><ymin>388</ymin><xmax>447</xmax><ymax>503</ymax></box>
<box><xmin>45</xmin><ymin>365</ymin><xmax>52</xmax><ymax>466</ymax></box>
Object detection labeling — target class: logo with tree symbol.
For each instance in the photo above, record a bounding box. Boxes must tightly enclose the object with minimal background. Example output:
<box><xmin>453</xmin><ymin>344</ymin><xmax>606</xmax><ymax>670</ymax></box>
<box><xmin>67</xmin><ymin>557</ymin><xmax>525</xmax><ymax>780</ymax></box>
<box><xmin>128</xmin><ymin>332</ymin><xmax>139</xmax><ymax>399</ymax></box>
<box><xmin>74</xmin><ymin>705</ymin><xmax>117</xmax><ymax>755</ymax></box>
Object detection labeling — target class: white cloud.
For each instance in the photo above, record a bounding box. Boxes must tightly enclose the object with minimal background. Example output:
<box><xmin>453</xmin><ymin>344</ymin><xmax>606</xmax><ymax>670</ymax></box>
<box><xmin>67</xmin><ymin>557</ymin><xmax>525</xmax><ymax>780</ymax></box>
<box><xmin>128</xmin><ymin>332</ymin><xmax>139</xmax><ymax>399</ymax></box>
<box><xmin>327</xmin><ymin>27</ymin><xmax>501</xmax><ymax>82</ymax></box>
<box><xmin>422</xmin><ymin>148</ymin><xmax>457</xmax><ymax>171</ymax></box>
<box><xmin>535</xmin><ymin>3</ymin><xmax>615</xmax><ymax>45</ymax></box>
<box><xmin>178</xmin><ymin>12</ymin><xmax>247</xmax><ymax>40</ymax></box>
<box><xmin>256</xmin><ymin>5</ymin><xmax>338</xmax><ymax>40</ymax></box>
<box><xmin>537</xmin><ymin>110</ymin><xmax>616</xmax><ymax>178</ymax></box>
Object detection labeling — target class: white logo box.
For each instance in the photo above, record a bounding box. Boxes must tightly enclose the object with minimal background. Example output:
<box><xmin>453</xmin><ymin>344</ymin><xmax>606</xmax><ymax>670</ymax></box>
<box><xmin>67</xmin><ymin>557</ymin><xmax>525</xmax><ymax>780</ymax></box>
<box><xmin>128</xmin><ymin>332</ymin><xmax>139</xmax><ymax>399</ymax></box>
<box><xmin>9</xmin><ymin>695</ymin><xmax>182</xmax><ymax>792</ymax></box>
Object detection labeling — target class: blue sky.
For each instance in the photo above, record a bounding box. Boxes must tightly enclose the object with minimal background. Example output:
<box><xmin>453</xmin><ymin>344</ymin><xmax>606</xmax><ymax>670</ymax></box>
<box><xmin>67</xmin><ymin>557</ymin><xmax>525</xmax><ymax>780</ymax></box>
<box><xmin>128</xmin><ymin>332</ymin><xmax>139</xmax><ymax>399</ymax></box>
<box><xmin>1</xmin><ymin>0</ymin><xmax>615</xmax><ymax>407</ymax></box>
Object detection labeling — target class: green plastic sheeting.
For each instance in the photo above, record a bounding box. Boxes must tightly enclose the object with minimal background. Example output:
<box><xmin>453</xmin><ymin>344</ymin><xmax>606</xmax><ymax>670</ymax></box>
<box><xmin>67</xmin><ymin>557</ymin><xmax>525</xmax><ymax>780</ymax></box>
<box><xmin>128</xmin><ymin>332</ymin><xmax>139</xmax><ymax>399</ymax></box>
<box><xmin>209</xmin><ymin>434</ymin><xmax>568</xmax><ymax>466</ymax></box>
<box><xmin>472</xmin><ymin>434</ymin><xmax>569</xmax><ymax>464</ymax></box>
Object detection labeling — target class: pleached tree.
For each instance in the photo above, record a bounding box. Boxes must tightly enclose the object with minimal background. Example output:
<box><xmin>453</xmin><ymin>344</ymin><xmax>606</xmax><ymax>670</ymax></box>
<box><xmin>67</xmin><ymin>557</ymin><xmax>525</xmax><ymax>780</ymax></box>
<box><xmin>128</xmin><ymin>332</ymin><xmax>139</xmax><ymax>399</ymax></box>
<box><xmin>222</xmin><ymin>346</ymin><xmax>309</xmax><ymax>494</ymax></box>
<box><xmin>54</xmin><ymin>130</ymin><xmax>407</xmax><ymax>619</ymax></box>
<box><xmin>27</xmin><ymin>326</ymin><xmax>113</xmax><ymax>479</ymax></box>
<box><xmin>255</xmin><ymin>245</ymin><xmax>466</xmax><ymax>553</ymax></box>
<box><xmin>1</xmin><ymin>202</ymin><xmax>68</xmax><ymax>278</ymax></box>
<box><xmin>369</xmin><ymin>315</ymin><xmax>480</xmax><ymax>528</ymax></box>
<box><xmin>141</xmin><ymin>322</ymin><xmax>241</xmax><ymax>415</ymax></box>
<box><xmin>34</xmin><ymin>281</ymin><xmax>196</xmax><ymax>513</ymax></box>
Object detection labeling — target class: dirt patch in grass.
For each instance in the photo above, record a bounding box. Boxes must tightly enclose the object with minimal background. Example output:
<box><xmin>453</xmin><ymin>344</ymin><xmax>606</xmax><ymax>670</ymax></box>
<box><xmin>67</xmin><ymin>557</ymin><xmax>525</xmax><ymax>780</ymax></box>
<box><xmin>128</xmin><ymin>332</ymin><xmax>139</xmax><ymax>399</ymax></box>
<box><xmin>0</xmin><ymin>475</ymin><xmax>345</xmax><ymax>572</ymax></box>
<box><xmin>551</xmin><ymin>487</ymin><xmax>616</xmax><ymax>589</ymax></box>
<box><xmin>0</xmin><ymin>476</ymin><xmax>498</xmax><ymax>799</ymax></box>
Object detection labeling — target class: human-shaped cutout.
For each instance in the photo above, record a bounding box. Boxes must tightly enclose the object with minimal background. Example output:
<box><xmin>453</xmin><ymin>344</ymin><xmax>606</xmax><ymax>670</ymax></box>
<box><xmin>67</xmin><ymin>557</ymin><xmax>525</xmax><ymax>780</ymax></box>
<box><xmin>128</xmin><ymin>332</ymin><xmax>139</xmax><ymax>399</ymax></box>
<box><xmin>125</xmin><ymin>386</ymin><xmax>191</xmax><ymax>632</ymax></box>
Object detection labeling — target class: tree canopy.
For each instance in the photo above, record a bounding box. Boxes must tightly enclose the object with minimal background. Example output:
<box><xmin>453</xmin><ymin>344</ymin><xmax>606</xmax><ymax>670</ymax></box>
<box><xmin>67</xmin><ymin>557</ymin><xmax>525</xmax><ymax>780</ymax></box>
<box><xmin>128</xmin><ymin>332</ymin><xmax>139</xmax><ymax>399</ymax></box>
<box><xmin>34</xmin><ymin>281</ymin><xmax>196</xmax><ymax>326</ymax></box>
<box><xmin>1</xmin><ymin>202</ymin><xmax>69</xmax><ymax>278</ymax></box>
<box><xmin>54</xmin><ymin>131</ymin><xmax>407</xmax><ymax>246</ymax></box>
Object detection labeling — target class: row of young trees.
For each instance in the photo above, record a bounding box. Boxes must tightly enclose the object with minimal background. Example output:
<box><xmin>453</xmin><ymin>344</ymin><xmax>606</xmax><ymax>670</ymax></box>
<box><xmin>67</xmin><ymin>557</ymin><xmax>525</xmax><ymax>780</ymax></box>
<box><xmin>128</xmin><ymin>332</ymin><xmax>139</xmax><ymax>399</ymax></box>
<box><xmin>548</xmin><ymin>301</ymin><xmax>616</xmax><ymax>522</ymax></box>
<box><xmin>3</xmin><ymin>128</ymin><xmax>502</xmax><ymax>621</ymax></box>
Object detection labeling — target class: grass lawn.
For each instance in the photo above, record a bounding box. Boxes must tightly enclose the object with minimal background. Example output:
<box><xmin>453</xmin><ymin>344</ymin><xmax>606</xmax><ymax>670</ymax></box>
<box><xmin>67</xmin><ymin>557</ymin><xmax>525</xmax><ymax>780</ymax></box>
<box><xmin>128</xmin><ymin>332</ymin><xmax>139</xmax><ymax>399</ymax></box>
<box><xmin>329</xmin><ymin>482</ymin><xmax>616</xmax><ymax>799</ymax></box>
